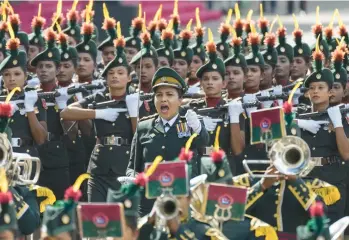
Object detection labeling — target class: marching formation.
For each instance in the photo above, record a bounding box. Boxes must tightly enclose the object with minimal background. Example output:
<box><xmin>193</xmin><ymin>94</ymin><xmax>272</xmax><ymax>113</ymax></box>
<box><xmin>0</xmin><ymin>0</ymin><xmax>349</xmax><ymax>239</ymax></box>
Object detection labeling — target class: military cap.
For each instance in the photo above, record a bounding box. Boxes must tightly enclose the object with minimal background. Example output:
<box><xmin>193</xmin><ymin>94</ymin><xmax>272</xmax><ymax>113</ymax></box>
<box><xmin>338</xmin><ymin>24</ymin><xmax>349</xmax><ymax>49</ymax></box>
<box><xmin>304</xmin><ymin>39</ymin><xmax>333</xmax><ymax>88</ymax></box>
<box><xmin>191</xmin><ymin>19</ymin><xmax>206</xmax><ymax>62</ymax></box>
<box><xmin>312</xmin><ymin>23</ymin><xmax>330</xmax><ymax>60</ymax></box>
<box><xmin>173</xmin><ymin>27</ymin><xmax>193</xmax><ymax>65</ymax></box>
<box><xmin>276</xmin><ymin>26</ymin><xmax>294</xmax><ymax>62</ymax></box>
<box><xmin>75</xmin><ymin>22</ymin><xmax>98</xmax><ymax>62</ymax></box>
<box><xmin>0</xmin><ymin>33</ymin><xmax>27</xmax><ymax>72</ymax></box>
<box><xmin>62</xmin><ymin>9</ymin><xmax>81</xmax><ymax>44</ymax></box>
<box><xmin>0</xmin><ymin>22</ymin><xmax>8</xmax><ymax>58</ymax></box>
<box><xmin>171</xmin><ymin>5</ymin><xmax>181</xmax><ymax>50</ymax></box>
<box><xmin>130</xmin><ymin>32</ymin><xmax>158</xmax><ymax>66</ymax></box>
<box><xmin>0</xmin><ymin>189</ymin><xmax>17</xmax><ymax>234</ymax></box>
<box><xmin>107</xmin><ymin>187</ymin><xmax>140</xmax><ymax>218</ymax></box>
<box><xmin>156</xmin><ymin>28</ymin><xmax>174</xmax><ymax>66</ymax></box>
<box><xmin>97</xmin><ymin>5</ymin><xmax>117</xmax><ymax>51</ymax></box>
<box><xmin>197</xmin><ymin>30</ymin><xmax>225</xmax><ymax>79</ymax></box>
<box><xmin>8</xmin><ymin>14</ymin><xmax>29</xmax><ymax>51</ymax></box>
<box><xmin>57</xmin><ymin>32</ymin><xmax>78</xmax><ymax>66</ymax></box>
<box><xmin>125</xmin><ymin>16</ymin><xmax>143</xmax><ymax>51</ymax></box>
<box><xmin>101</xmin><ymin>35</ymin><xmax>129</xmax><ymax>78</ymax></box>
<box><xmin>200</xmin><ymin>150</ymin><xmax>233</xmax><ymax>184</ymax></box>
<box><xmin>216</xmin><ymin>23</ymin><xmax>231</xmax><ymax>60</ymax></box>
<box><xmin>331</xmin><ymin>47</ymin><xmax>348</xmax><ymax>87</ymax></box>
<box><xmin>28</xmin><ymin>13</ymin><xmax>46</xmax><ymax>48</ymax></box>
<box><xmin>293</xmin><ymin>28</ymin><xmax>311</xmax><ymax>58</ymax></box>
<box><xmin>152</xmin><ymin>67</ymin><xmax>187</xmax><ymax>92</ymax></box>
<box><xmin>246</xmin><ymin>32</ymin><xmax>265</xmax><ymax>67</ymax></box>
<box><xmin>324</xmin><ymin>26</ymin><xmax>338</xmax><ymax>52</ymax></box>
<box><xmin>224</xmin><ymin>37</ymin><xmax>247</xmax><ymax>69</ymax></box>
<box><xmin>262</xmin><ymin>32</ymin><xmax>278</xmax><ymax>67</ymax></box>
<box><xmin>80</xmin><ymin>9</ymin><xmax>99</xmax><ymax>43</ymax></box>
<box><xmin>41</xmin><ymin>174</ymin><xmax>89</xmax><ymax>237</ymax></box>
<box><xmin>258</xmin><ymin>17</ymin><xmax>269</xmax><ymax>46</ymax></box>
<box><xmin>30</xmin><ymin>29</ymin><xmax>60</xmax><ymax>67</ymax></box>
<box><xmin>148</xmin><ymin>20</ymin><xmax>161</xmax><ymax>49</ymax></box>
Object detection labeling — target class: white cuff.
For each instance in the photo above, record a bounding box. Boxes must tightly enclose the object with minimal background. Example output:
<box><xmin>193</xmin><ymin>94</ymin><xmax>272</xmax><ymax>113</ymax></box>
<box><xmin>25</xmin><ymin>105</ymin><xmax>34</xmax><ymax>112</ymax></box>
<box><xmin>56</xmin><ymin>102</ymin><xmax>67</xmax><ymax>110</ymax></box>
<box><xmin>193</xmin><ymin>123</ymin><xmax>202</xmax><ymax>134</ymax></box>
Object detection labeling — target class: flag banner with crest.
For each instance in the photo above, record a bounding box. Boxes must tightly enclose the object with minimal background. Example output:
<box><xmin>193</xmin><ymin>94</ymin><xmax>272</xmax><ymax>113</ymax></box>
<box><xmin>250</xmin><ymin>107</ymin><xmax>286</xmax><ymax>145</ymax></box>
<box><xmin>145</xmin><ymin>161</ymin><xmax>189</xmax><ymax>199</ymax></box>
<box><xmin>203</xmin><ymin>183</ymin><xmax>248</xmax><ymax>221</ymax></box>
<box><xmin>78</xmin><ymin>203</ymin><xmax>125</xmax><ymax>238</ymax></box>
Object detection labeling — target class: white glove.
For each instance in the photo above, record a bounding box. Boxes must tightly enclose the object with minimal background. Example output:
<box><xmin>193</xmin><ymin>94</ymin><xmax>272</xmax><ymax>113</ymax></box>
<box><xmin>203</xmin><ymin>117</ymin><xmax>221</xmax><ymax>131</ymax></box>
<box><xmin>91</xmin><ymin>79</ymin><xmax>106</xmax><ymax>94</ymax></box>
<box><xmin>95</xmin><ymin>108</ymin><xmax>120</xmax><ymax>122</ymax></box>
<box><xmin>126</xmin><ymin>93</ymin><xmax>142</xmax><ymax>117</ymax></box>
<box><xmin>24</xmin><ymin>90</ymin><xmax>38</xmax><ymax>112</ymax></box>
<box><xmin>228</xmin><ymin>100</ymin><xmax>244</xmax><ymax>123</ymax></box>
<box><xmin>327</xmin><ymin>106</ymin><xmax>343</xmax><ymax>128</ymax></box>
<box><xmin>26</xmin><ymin>77</ymin><xmax>40</xmax><ymax>88</ymax></box>
<box><xmin>186</xmin><ymin>85</ymin><xmax>201</xmax><ymax>94</ymax></box>
<box><xmin>297</xmin><ymin>119</ymin><xmax>329</xmax><ymax>134</ymax></box>
<box><xmin>260</xmin><ymin>90</ymin><xmax>273</xmax><ymax>108</ymax></box>
<box><xmin>273</xmin><ymin>85</ymin><xmax>284</xmax><ymax>106</ymax></box>
<box><xmin>290</xmin><ymin>88</ymin><xmax>302</xmax><ymax>105</ymax></box>
<box><xmin>185</xmin><ymin>109</ymin><xmax>201</xmax><ymax>134</ymax></box>
<box><xmin>242</xmin><ymin>94</ymin><xmax>258</xmax><ymax>117</ymax></box>
<box><xmin>55</xmin><ymin>87</ymin><xmax>70</xmax><ymax>109</ymax></box>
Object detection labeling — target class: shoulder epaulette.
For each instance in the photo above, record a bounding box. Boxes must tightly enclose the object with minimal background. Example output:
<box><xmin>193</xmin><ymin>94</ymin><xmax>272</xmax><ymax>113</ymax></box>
<box><xmin>247</xmin><ymin>214</ymin><xmax>278</xmax><ymax>240</ymax></box>
<box><xmin>140</xmin><ymin>113</ymin><xmax>158</xmax><ymax>122</ymax></box>
<box><xmin>303</xmin><ymin>178</ymin><xmax>340</xmax><ymax>206</ymax></box>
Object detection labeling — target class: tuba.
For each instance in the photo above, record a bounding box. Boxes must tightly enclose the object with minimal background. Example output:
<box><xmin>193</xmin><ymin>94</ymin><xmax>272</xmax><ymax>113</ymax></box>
<box><xmin>7</xmin><ymin>152</ymin><xmax>41</xmax><ymax>186</ymax></box>
<box><xmin>243</xmin><ymin>136</ymin><xmax>315</xmax><ymax>178</ymax></box>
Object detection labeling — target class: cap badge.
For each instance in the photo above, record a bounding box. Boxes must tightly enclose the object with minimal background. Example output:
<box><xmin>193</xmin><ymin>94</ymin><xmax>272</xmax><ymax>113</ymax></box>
<box><xmin>267</xmin><ymin>55</ymin><xmax>272</xmax><ymax>60</ymax></box>
<box><xmin>124</xmin><ymin>199</ymin><xmax>132</xmax><ymax>208</ymax></box>
<box><xmin>235</xmin><ymin>58</ymin><xmax>240</xmax><ymax>64</ymax></box>
<box><xmin>70</xmin><ymin>29</ymin><xmax>75</xmax><ymax>35</ymax></box>
<box><xmin>218</xmin><ymin>169</ymin><xmax>225</xmax><ymax>177</ymax></box>
<box><xmin>336</xmin><ymin>73</ymin><xmax>340</xmax><ymax>79</ymax></box>
<box><xmin>220</xmin><ymin>45</ymin><xmax>224</xmax><ymax>51</ymax></box>
<box><xmin>12</xmin><ymin>60</ymin><xmax>18</xmax><ymax>65</ymax></box>
<box><xmin>34</xmin><ymin>38</ymin><xmax>38</xmax><ymax>43</ymax></box>
<box><xmin>165</xmin><ymin>50</ymin><xmax>170</xmax><ymax>56</ymax></box>
<box><xmin>316</xmin><ymin>73</ymin><xmax>322</xmax><ymax>79</ymax></box>
<box><xmin>48</xmin><ymin>52</ymin><xmax>53</xmax><ymax>58</ymax></box>
<box><xmin>280</xmin><ymin>47</ymin><xmax>285</xmax><ymax>52</ymax></box>
<box><xmin>212</xmin><ymin>64</ymin><xmax>217</xmax><ymax>69</ymax></box>
<box><xmin>197</xmin><ymin>48</ymin><xmax>201</xmax><ymax>53</ymax></box>
<box><xmin>61</xmin><ymin>215</ymin><xmax>70</xmax><ymax>224</ymax></box>
<box><xmin>298</xmin><ymin>48</ymin><xmax>303</xmax><ymax>54</ymax></box>
<box><xmin>255</xmin><ymin>57</ymin><xmax>259</xmax><ymax>63</ymax></box>
<box><xmin>84</xmin><ymin>45</ymin><xmax>90</xmax><ymax>51</ymax></box>
<box><xmin>181</xmin><ymin>51</ymin><xmax>186</xmax><ymax>57</ymax></box>
<box><xmin>64</xmin><ymin>53</ymin><xmax>69</xmax><ymax>59</ymax></box>
<box><xmin>118</xmin><ymin>57</ymin><xmax>123</xmax><ymax>63</ymax></box>
<box><xmin>3</xmin><ymin>214</ymin><xmax>10</xmax><ymax>224</ymax></box>
<box><xmin>131</xmin><ymin>40</ymin><xmax>136</xmax><ymax>46</ymax></box>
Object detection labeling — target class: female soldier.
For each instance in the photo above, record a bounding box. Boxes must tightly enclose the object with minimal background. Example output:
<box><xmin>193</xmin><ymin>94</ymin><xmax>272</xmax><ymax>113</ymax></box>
<box><xmin>126</xmin><ymin>66</ymin><xmax>209</xmax><ymax>216</ymax></box>
<box><xmin>296</xmin><ymin>42</ymin><xmax>349</xmax><ymax>223</ymax></box>
<box><xmin>0</xmin><ymin>24</ymin><xmax>47</xmax><ymax>158</ymax></box>
<box><xmin>61</xmin><ymin>28</ymin><xmax>139</xmax><ymax>202</ymax></box>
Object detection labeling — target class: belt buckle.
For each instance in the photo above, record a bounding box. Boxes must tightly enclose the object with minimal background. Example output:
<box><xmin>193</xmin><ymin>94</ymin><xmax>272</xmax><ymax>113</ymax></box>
<box><xmin>47</xmin><ymin>132</ymin><xmax>52</xmax><ymax>141</ymax></box>
<box><xmin>11</xmin><ymin>138</ymin><xmax>22</xmax><ymax>147</ymax></box>
<box><xmin>106</xmin><ymin>136</ymin><xmax>122</xmax><ymax>146</ymax></box>
<box><xmin>204</xmin><ymin>146</ymin><xmax>214</xmax><ymax>156</ymax></box>
<box><xmin>312</xmin><ymin>157</ymin><xmax>323</xmax><ymax>167</ymax></box>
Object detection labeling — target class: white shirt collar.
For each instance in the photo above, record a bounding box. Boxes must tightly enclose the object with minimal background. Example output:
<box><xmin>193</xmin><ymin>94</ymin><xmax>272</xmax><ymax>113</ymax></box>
<box><xmin>161</xmin><ymin>114</ymin><xmax>179</xmax><ymax>127</ymax></box>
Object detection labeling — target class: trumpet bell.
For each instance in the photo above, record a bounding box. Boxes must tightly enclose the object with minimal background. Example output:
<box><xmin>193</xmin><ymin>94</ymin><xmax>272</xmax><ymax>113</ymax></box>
<box><xmin>269</xmin><ymin>136</ymin><xmax>311</xmax><ymax>176</ymax></box>
<box><xmin>155</xmin><ymin>194</ymin><xmax>179</xmax><ymax>221</ymax></box>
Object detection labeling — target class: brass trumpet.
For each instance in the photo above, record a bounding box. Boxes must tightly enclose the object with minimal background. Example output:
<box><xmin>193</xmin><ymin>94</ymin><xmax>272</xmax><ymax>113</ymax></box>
<box><xmin>242</xmin><ymin>136</ymin><xmax>315</xmax><ymax>178</ymax></box>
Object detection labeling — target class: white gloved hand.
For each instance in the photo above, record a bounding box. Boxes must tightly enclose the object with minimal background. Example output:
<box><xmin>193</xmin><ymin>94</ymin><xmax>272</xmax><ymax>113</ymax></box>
<box><xmin>297</xmin><ymin>119</ymin><xmax>329</xmax><ymax>134</ymax></box>
<box><xmin>242</xmin><ymin>94</ymin><xmax>258</xmax><ymax>117</ymax></box>
<box><xmin>290</xmin><ymin>88</ymin><xmax>302</xmax><ymax>105</ymax></box>
<box><xmin>55</xmin><ymin>87</ymin><xmax>70</xmax><ymax>109</ymax></box>
<box><xmin>260</xmin><ymin>90</ymin><xmax>273</xmax><ymax>108</ymax></box>
<box><xmin>186</xmin><ymin>85</ymin><xmax>201</xmax><ymax>94</ymax></box>
<box><xmin>185</xmin><ymin>109</ymin><xmax>201</xmax><ymax>134</ymax></box>
<box><xmin>228</xmin><ymin>100</ymin><xmax>244</xmax><ymax>123</ymax></box>
<box><xmin>95</xmin><ymin>108</ymin><xmax>120</xmax><ymax>122</ymax></box>
<box><xmin>203</xmin><ymin>117</ymin><xmax>221</xmax><ymax>131</ymax></box>
<box><xmin>327</xmin><ymin>106</ymin><xmax>343</xmax><ymax>128</ymax></box>
<box><xmin>26</xmin><ymin>77</ymin><xmax>40</xmax><ymax>88</ymax></box>
<box><xmin>273</xmin><ymin>85</ymin><xmax>284</xmax><ymax>106</ymax></box>
<box><xmin>126</xmin><ymin>93</ymin><xmax>142</xmax><ymax>117</ymax></box>
<box><xmin>91</xmin><ymin>79</ymin><xmax>106</xmax><ymax>94</ymax></box>
<box><xmin>24</xmin><ymin>90</ymin><xmax>38</xmax><ymax>112</ymax></box>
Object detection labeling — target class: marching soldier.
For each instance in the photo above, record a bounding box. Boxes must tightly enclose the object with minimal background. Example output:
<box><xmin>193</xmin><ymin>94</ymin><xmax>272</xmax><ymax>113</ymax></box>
<box><xmin>297</xmin><ymin>40</ymin><xmax>349</xmax><ymax>223</ymax></box>
<box><xmin>62</xmin><ymin>5</ymin><xmax>81</xmax><ymax>47</ymax></box>
<box><xmin>126</xmin><ymin>67</ymin><xmax>209</xmax><ymax>216</ymax></box>
<box><xmin>329</xmin><ymin>46</ymin><xmax>347</xmax><ymax>106</ymax></box>
<box><xmin>30</xmin><ymin>28</ymin><xmax>70</xmax><ymax>200</ymax></box>
<box><xmin>61</xmin><ymin>26</ymin><xmax>137</xmax><ymax>201</ymax></box>
<box><xmin>260</xmin><ymin>33</ymin><xmax>278</xmax><ymax>91</ymax></box>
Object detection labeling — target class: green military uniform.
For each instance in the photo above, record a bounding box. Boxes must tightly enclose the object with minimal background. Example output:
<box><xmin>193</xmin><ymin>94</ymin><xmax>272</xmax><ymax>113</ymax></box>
<box><xmin>0</xmin><ymin>189</ymin><xmax>18</xmax><ymax>236</ymax></box>
<box><xmin>30</xmin><ymin>29</ymin><xmax>70</xmax><ymax>200</ymax></box>
<box><xmin>126</xmin><ymin>67</ymin><xmax>209</xmax><ymax>216</ymax></box>
<box><xmin>299</xmin><ymin>49</ymin><xmax>349</xmax><ymax>224</ymax></box>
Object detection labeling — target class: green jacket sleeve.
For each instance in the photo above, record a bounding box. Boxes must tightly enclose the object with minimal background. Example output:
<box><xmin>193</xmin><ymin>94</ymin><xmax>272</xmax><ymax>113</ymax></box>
<box><xmin>11</xmin><ymin>186</ymin><xmax>40</xmax><ymax>235</ymax></box>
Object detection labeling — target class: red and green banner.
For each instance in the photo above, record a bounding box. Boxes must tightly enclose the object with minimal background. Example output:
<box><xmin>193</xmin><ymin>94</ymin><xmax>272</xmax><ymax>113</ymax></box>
<box><xmin>250</xmin><ymin>107</ymin><xmax>286</xmax><ymax>145</ymax></box>
<box><xmin>145</xmin><ymin>161</ymin><xmax>189</xmax><ymax>199</ymax></box>
<box><xmin>204</xmin><ymin>183</ymin><xmax>248</xmax><ymax>221</ymax></box>
<box><xmin>78</xmin><ymin>203</ymin><xmax>125</xmax><ymax>238</ymax></box>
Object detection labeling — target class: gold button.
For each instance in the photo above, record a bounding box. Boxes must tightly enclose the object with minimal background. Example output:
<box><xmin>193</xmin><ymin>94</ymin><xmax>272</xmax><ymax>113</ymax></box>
<box><xmin>275</xmin><ymin>188</ymin><xmax>279</xmax><ymax>192</ymax></box>
<box><xmin>72</xmin><ymin>141</ymin><xmax>75</xmax><ymax>144</ymax></box>
<box><xmin>112</xmin><ymin>123</ymin><xmax>115</xmax><ymax>126</ymax></box>
<box><xmin>273</xmin><ymin>214</ymin><xmax>277</xmax><ymax>218</ymax></box>
<box><xmin>26</xmin><ymin>149</ymin><xmax>30</xmax><ymax>153</ymax></box>
<box><xmin>342</xmin><ymin>162</ymin><xmax>345</xmax><ymax>165</ymax></box>
<box><xmin>57</xmin><ymin>145</ymin><xmax>59</xmax><ymax>148</ymax></box>
<box><xmin>275</xmin><ymin>201</ymin><xmax>279</xmax><ymax>204</ymax></box>
<box><xmin>162</xmin><ymin>146</ymin><xmax>165</xmax><ymax>149</ymax></box>
<box><xmin>109</xmin><ymin>147</ymin><xmax>113</xmax><ymax>150</ymax></box>
<box><xmin>126</xmin><ymin>151</ymin><xmax>129</xmax><ymax>154</ymax></box>
<box><xmin>274</xmin><ymin>227</ymin><xmax>278</xmax><ymax>230</ymax></box>
<box><xmin>210</xmin><ymin>131</ymin><xmax>214</xmax><ymax>134</ymax></box>
<box><xmin>312</xmin><ymin>147</ymin><xmax>316</xmax><ymax>150</ymax></box>
<box><xmin>244</xmin><ymin>155</ymin><xmax>247</xmax><ymax>158</ymax></box>
<box><xmin>96</xmin><ymin>148</ymin><xmax>100</xmax><ymax>153</ymax></box>
<box><xmin>313</xmin><ymin>135</ymin><xmax>316</xmax><ymax>138</ymax></box>
<box><xmin>11</xmin><ymin>119</ymin><xmax>14</xmax><ymax>122</ymax></box>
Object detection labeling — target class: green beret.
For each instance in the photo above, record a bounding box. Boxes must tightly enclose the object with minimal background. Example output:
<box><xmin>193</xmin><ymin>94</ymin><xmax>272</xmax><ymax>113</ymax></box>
<box><xmin>28</xmin><ymin>16</ymin><xmax>46</xmax><ymax>48</ymax></box>
<box><xmin>31</xmin><ymin>30</ymin><xmax>61</xmax><ymax>67</ymax></box>
<box><xmin>0</xmin><ymin>50</ymin><xmax>27</xmax><ymax>72</ymax></box>
<box><xmin>58</xmin><ymin>34</ymin><xmax>78</xmax><ymax>65</ymax></box>
<box><xmin>311</xmin><ymin>39</ymin><xmax>330</xmax><ymax>60</ymax></box>
<box><xmin>304</xmin><ymin>68</ymin><xmax>333</xmax><ymax>88</ymax></box>
<box><xmin>157</xmin><ymin>45</ymin><xmax>174</xmax><ymax>67</ymax></box>
<box><xmin>326</xmin><ymin>37</ymin><xmax>338</xmax><ymax>52</ymax></box>
<box><xmin>42</xmin><ymin>201</ymin><xmax>77</xmax><ymax>237</ymax></box>
<box><xmin>191</xmin><ymin>29</ymin><xmax>206</xmax><ymax>62</ymax></box>
<box><xmin>75</xmin><ymin>23</ymin><xmax>97</xmax><ymax>62</ymax></box>
<box><xmin>196</xmin><ymin>43</ymin><xmax>225</xmax><ymax>79</ymax></box>
<box><xmin>125</xmin><ymin>18</ymin><xmax>143</xmax><ymax>51</ymax></box>
<box><xmin>293</xmin><ymin>30</ymin><xmax>311</xmax><ymax>58</ymax></box>
<box><xmin>277</xmin><ymin>28</ymin><xmax>294</xmax><ymax>62</ymax></box>
<box><xmin>62</xmin><ymin>25</ymin><xmax>81</xmax><ymax>43</ymax></box>
<box><xmin>173</xmin><ymin>31</ymin><xmax>193</xmax><ymax>65</ymax></box>
<box><xmin>332</xmin><ymin>51</ymin><xmax>348</xmax><ymax>86</ymax></box>
<box><xmin>200</xmin><ymin>153</ymin><xmax>233</xmax><ymax>184</ymax></box>
<box><xmin>16</xmin><ymin>32</ymin><xmax>29</xmax><ymax>50</ymax></box>
<box><xmin>150</xmin><ymin>31</ymin><xmax>161</xmax><ymax>49</ymax></box>
<box><xmin>101</xmin><ymin>38</ymin><xmax>129</xmax><ymax>78</ymax></box>
<box><xmin>97</xmin><ymin>19</ymin><xmax>117</xmax><ymax>51</ymax></box>
<box><xmin>152</xmin><ymin>67</ymin><xmax>187</xmax><ymax>92</ymax></box>
<box><xmin>130</xmin><ymin>33</ymin><xmax>158</xmax><ymax>66</ymax></box>
<box><xmin>0</xmin><ymin>197</ymin><xmax>17</xmax><ymax>233</ymax></box>
<box><xmin>246</xmin><ymin>51</ymin><xmax>265</xmax><ymax>67</ymax></box>
<box><xmin>216</xmin><ymin>42</ymin><xmax>230</xmax><ymax>60</ymax></box>
<box><xmin>107</xmin><ymin>188</ymin><xmax>140</xmax><ymax>217</ymax></box>
<box><xmin>263</xmin><ymin>35</ymin><xmax>278</xmax><ymax>66</ymax></box>
<box><xmin>224</xmin><ymin>39</ymin><xmax>247</xmax><ymax>69</ymax></box>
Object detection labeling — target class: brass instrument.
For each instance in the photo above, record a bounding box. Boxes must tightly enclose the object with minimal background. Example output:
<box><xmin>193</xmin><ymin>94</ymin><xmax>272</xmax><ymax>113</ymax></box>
<box><xmin>7</xmin><ymin>152</ymin><xmax>41</xmax><ymax>186</ymax></box>
<box><xmin>154</xmin><ymin>189</ymin><xmax>179</xmax><ymax>232</ymax></box>
<box><xmin>242</xmin><ymin>136</ymin><xmax>315</xmax><ymax>178</ymax></box>
<box><xmin>0</xmin><ymin>133</ymin><xmax>13</xmax><ymax>170</ymax></box>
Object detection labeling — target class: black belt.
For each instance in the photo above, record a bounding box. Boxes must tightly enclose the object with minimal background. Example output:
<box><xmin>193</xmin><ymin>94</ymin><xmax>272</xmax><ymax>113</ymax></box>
<box><xmin>11</xmin><ymin>138</ymin><xmax>34</xmax><ymax>147</ymax></box>
<box><xmin>321</xmin><ymin>156</ymin><xmax>342</xmax><ymax>165</ymax></box>
<box><xmin>47</xmin><ymin>132</ymin><xmax>63</xmax><ymax>141</ymax></box>
<box><xmin>99</xmin><ymin>136</ymin><xmax>130</xmax><ymax>146</ymax></box>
